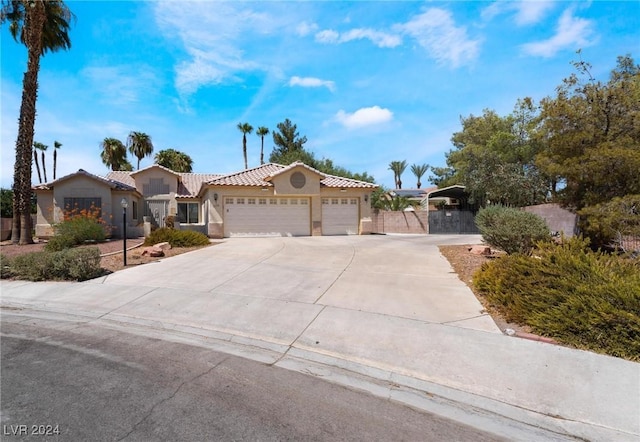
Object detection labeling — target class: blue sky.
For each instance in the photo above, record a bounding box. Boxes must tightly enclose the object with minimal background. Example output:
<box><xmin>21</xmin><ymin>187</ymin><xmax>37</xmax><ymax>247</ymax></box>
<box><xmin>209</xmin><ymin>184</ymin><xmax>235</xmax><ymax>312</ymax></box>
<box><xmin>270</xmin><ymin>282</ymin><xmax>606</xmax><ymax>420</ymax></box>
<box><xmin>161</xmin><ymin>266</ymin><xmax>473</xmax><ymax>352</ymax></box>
<box><xmin>1</xmin><ymin>1</ymin><xmax>638</xmax><ymax>189</ymax></box>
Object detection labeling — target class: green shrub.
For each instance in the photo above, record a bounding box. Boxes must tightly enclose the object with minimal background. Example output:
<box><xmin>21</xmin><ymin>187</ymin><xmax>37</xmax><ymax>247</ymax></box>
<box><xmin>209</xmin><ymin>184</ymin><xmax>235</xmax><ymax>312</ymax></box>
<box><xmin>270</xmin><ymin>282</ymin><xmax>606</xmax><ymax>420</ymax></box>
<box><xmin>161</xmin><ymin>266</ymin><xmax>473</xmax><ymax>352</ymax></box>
<box><xmin>473</xmin><ymin>237</ymin><xmax>640</xmax><ymax>361</ymax></box>
<box><xmin>0</xmin><ymin>253</ymin><xmax>13</xmax><ymax>279</ymax></box>
<box><xmin>578</xmin><ymin>194</ymin><xmax>640</xmax><ymax>251</ymax></box>
<box><xmin>475</xmin><ymin>205</ymin><xmax>551</xmax><ymax>255</ymax></box>
<box><xmin>45</xmin><ymin>234</ymin><xmax>77</xmax><ymax>252</ymax></box>
<box><xmin>46</xmin><ymin>206</ymin><xmax>111</xmax><ymax>252</ymax></box>
<box><xmin>10</xmin><ymin>247</ymin><xmax>103</xmax><ymax>281</ymax></box>
<box><xmin>143</xmin><ymin>228</ymin><xmax>210</xmax><ymax>248</ymax></box>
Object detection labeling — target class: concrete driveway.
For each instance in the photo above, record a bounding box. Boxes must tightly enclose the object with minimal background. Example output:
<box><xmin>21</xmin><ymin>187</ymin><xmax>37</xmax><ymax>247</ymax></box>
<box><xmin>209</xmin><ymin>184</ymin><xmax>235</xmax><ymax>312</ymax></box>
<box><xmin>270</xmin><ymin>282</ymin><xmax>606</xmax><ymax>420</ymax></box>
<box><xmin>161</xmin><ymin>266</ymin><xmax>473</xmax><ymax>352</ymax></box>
<box><xmin>2</xmin><ymin>235</ymin><xmax>638</xmax><ymax>441</ymax></box>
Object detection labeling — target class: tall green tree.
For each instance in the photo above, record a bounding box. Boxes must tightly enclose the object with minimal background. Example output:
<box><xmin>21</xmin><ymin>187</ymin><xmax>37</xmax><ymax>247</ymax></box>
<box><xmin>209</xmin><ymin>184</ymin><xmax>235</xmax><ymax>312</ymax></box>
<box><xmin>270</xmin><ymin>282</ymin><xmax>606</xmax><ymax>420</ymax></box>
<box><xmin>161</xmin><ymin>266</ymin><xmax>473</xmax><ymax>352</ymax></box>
<box><xmin>269</xmin><ymin>118</ymin><xmax>308</xmax><ymax>163</ymax></box>
<box><xmin>237</xmin><ymin>122</ymin><xmax>253</xmax><ymax>169</ymax></box>
<box><xmin>410</xmin><ymin>163</ymin><xmax>429</xmax><ymax>189</ymax></box>
<box><xmin>256</xmin><ymin>126</ymin><xmax>269</xmax><ymax>165</ymax></box>
<box><xmin>1</xmin><ymin>0</ymin><xmax>74</xmax><ymax>244</ymax></box>
<box><xmin>440</xmin><ymin>100</ymin><xmax>548</xmax><ymax>206</ymax></box>
<box><xmin>536</xmin><ymin>54</ymin><xmax>640</xmax><ymax>209</ymax></box>
<box><xmin>100</xmin><ymin>138</ymin><xmax>128</xmax><ymax>171</ymax></box>
<box><xmin>32</xmin><ymin>141</ymin><xmax>44</xmax><ymax>183</ymax></box>
<box><xmin>154</xmin><ymin>148</ymin><xmax>193</xmax><ymax>173</ymax></box>
<box><xmin>127</xmin><ymin>131</ymin><xmax>153</xmax><ymax>170</ymax></box>
<box><xmin>388</xmin><ymin>160</ymin><xmax>407</xmax><ymax>189</ymax></box>
<box><xmin>53</xmin><ymin>140</ymin><xmax>61</xmax><ymax>180</ymax></box>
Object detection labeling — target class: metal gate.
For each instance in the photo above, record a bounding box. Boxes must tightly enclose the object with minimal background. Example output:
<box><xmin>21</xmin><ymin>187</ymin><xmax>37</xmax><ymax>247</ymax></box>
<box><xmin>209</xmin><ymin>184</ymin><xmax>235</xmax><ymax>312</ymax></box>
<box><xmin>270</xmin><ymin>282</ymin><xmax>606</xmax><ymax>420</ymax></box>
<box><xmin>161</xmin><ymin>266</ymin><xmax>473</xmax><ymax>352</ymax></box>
<box><xmin>428</xmin><ymin>209</ymin><xmax>479</xmax><ymax>234</ymax></box>
<box><xmin>144</xmin><ymin>200</ymin><xmax>169</xmax><ymax>228</ymax></box>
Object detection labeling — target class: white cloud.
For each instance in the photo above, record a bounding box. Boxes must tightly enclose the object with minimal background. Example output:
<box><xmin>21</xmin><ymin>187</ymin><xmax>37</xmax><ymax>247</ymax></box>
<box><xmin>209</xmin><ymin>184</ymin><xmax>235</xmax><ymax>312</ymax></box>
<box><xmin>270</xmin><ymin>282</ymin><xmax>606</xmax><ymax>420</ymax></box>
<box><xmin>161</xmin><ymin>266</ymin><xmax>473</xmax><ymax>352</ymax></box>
<box><xmin>398</xmin><ymin>8</ymin><xmax>480</xmax><ymax>67</ymax></box>
<box><xmin>296</xmin><ymin>21</ymin><xmax>318</xmax><ymax>36</ymax></box>
<box><xmin>153</xmin><ymin>2</ymin><xmax>281</xmax><ymax>97</ymax></box>
<box><xmin>289</xmin><ymin>76</ymin><xmax>335</xmax><ymax>92</ymax></box>
<box><xmin>335</xmin><ymin>106</ymin><xmax>393</xmax><ymax>129</ymax></box>
<box><xmin>482</xmin><ymin>1</ymin><xmax>555</xmax><ymax>26</ymax></box>
<box><xmin>81</xmin><ymin>65</ymin><xmax>159</xmax><ymax>106</ymax></box>
<box><xmin>514</xmin><ymin>2</ymin><xmax>555</xmax><ymax>26</ymax></box>
<box><xmin>521</xmin><ymin>8</ymin><xmax>594</xmax><ymax>57</ymax></box>
<box><xmin>315</xmin><ymin>28</ymin><xmax>401</xmax><ymax>48</ymax></box>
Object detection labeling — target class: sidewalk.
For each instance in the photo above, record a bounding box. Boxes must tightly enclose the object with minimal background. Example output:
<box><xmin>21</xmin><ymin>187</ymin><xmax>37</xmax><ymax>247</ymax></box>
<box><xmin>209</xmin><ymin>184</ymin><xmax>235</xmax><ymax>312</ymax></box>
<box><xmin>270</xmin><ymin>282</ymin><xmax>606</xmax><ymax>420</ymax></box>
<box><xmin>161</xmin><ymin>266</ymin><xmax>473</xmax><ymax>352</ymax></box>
<box><xmin>1</xmin><ymin>235</ymin><xmax>638</xmax><ymax>441</ymax></box>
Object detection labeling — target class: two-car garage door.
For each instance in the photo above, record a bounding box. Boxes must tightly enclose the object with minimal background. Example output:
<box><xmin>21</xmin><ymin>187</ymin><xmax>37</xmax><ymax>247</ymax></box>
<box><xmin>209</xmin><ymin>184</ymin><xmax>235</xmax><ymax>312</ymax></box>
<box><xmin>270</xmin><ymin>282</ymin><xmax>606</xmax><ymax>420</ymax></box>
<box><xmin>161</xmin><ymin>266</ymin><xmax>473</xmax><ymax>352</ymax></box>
<box><xmin>224</xmin><ymin>197</ymin><xmax>310</xmax><ymax>237</ymax></box>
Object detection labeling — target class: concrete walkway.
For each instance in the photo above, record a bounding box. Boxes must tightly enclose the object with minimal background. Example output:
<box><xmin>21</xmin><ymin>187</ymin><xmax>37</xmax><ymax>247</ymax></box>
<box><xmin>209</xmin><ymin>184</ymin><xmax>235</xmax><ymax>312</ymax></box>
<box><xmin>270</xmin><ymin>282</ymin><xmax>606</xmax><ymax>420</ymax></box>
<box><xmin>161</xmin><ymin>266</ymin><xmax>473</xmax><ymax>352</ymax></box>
<box><xmin>1</xmin><ymin>235</ymin><xmax>638</xmax><ymax>441</ymax></box>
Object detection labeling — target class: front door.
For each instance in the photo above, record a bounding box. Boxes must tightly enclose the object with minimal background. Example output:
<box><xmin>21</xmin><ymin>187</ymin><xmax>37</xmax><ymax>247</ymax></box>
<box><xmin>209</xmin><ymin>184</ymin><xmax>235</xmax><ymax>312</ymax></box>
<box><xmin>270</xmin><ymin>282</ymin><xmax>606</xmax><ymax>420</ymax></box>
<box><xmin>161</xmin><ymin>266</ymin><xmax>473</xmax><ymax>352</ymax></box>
<box><xmin>144</xmin><ymin>200</ymin><xmax>169</xmax><ymax>228</ymax></box>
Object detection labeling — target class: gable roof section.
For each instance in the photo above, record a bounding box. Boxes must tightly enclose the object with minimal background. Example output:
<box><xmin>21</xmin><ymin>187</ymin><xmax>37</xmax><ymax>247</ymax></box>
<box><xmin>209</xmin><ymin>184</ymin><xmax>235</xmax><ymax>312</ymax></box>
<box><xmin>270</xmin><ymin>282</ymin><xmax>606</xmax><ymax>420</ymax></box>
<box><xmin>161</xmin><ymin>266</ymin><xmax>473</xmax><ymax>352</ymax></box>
<box><xmin>207</xmin><ymin>162</ymin><xmax>377</xmax><ymax>189</ymax></box>
<box><xmin>33</xmin><ymin>169</ymin><xmax>137</xmax><ymax>192</ymax></box>
<box><xmin>177</xmin><ymin>173</ymin><xmax>221</xmax><ymax>198</ymax></box>
<box><xmin>105</xmin><ymin>170</ymin><xmax>221</xmax><ymax>198</ymax></box>
<box><xmin>130</xmin><ymin>163</ymin><xmax>180</xmax><ymax>178</ymax></box>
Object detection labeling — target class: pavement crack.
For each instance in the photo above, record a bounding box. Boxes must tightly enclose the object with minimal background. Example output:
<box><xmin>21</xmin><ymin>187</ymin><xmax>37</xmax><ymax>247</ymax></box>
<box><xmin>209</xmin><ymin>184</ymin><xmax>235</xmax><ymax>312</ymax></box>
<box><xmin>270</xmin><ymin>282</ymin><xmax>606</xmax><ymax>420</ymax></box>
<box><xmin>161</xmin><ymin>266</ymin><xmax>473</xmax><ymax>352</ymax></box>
<box><xmin>312</xmin><ymin>242</ymin><xmax>356</xmax><ymax>305</ymax></box>
<box><xmin>117</xmin><ymin>357</ymin><xmax>228</xmax><ymax>441</ymax></box>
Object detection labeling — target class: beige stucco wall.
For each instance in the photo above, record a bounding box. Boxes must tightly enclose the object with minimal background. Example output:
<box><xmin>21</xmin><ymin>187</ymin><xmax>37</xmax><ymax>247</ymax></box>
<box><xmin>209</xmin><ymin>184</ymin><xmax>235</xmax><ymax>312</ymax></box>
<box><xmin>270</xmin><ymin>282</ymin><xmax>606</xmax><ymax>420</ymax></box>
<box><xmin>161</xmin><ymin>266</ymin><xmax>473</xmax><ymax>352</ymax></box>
<box><xmin>35</xmin><ymin>190</ymin><xmax>54</xmax><ymax>238</ymax></box>
<box><xmin>133</xmin><ymin>168</ymin><xmax>180</xmax><ymax>216</ymax></box>
<box><xmin>53</xmin><ymin>176</ymin><xmax>113</xmax><ymax>223</ymax></box>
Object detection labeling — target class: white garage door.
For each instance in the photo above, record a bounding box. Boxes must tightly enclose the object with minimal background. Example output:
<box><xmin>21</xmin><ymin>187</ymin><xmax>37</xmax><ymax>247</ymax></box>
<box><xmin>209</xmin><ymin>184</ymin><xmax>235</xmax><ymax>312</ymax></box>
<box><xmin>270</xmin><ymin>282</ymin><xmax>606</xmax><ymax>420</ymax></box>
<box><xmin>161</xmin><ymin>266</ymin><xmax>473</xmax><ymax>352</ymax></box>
<box><xmin>322</xmin><ymin>197</ymin><xmax>359</xmax><ymax>235</ymax></box>
<box><xmin>224</xmin><ymin>197</ymin><xmax>310</xmax><ymax>237</ymax></box>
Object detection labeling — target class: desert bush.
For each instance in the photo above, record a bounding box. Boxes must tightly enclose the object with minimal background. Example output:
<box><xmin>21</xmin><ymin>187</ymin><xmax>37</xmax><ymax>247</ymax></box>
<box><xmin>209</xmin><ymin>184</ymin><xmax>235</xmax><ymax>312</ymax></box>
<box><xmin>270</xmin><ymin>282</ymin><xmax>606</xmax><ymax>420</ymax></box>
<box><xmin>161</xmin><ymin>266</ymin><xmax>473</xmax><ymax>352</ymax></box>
<box><xmin>165</xmin><ymin>215</ymin><xmax>175</xmax><ymax>229</ymax></box>
<box><xmin>0</xmin><ymin>253</ymin><xmax>13</xmax><ymax>279</ymax></box>
<box><xmin>475</xmin><ymin>205</ymin><xmax>551</xmax><ymax>255</ymax></box>
<box><xmin>578</xmin><ymin>194</ymin><xmax>640</xmax><ymax>252</ymax></box>
<box><xmin>473</xmin><ymin>236</ymin><xmax>640</xmax><ymax>361</ymax></box>
<box><xmin>10</xmin><ymin>247</ymin><xmax>103</xmax><ymax>281</ymax></box>
<box><xmin>46</xmin><ymin>205</ymin><xmax>112</xmax><ymax>251</ymax></box>
<box><xmin>144</xmin><ymin>228</ymin><xmax>210</xmax><ymax>247</ymax></box>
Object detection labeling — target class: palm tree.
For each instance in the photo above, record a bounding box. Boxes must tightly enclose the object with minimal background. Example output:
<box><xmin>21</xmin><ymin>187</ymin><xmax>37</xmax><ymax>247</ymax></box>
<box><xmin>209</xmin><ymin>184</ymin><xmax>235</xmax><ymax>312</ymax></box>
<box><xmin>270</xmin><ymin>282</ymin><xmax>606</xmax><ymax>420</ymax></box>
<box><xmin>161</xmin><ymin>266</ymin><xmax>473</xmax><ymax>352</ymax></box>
<box><xmin>410</xmin><ymin>163</ymin><xmax>429</xmax><ymax>189</ymax></box>
<box><xmin>2</xmin><ymin>0</ymin><xmax>74</xmax><ymax>244</ymax></box>
<box><xmin>33</xmin><ymin>141</ymin><xmax>45</xmax><ymax>183</ymax></box>
<box><xmin>256</xmin><ymin>126</ymin><xmax>269</xmax><ymax>165</ymax></box>
<box><xmin>127</xmin><ymin>131</ymin><xmax>154</xmax><ymax>170</ymax></box>
<box><xmin>53</xmin><ymin>140</ymin><xmax>61</xmax><ymax>180</ymax></box>
<box><xmin>100</xmin><ymin>138</ymin><xmax>128</xmax><ymax>171</ymax></box>
<box><xmin>154</xmin><ymin>148</ymin><xmax>193</xmax><ymax>172</ymax></box>
<box><xmin>388</xmin><ymin>160</ymin><xmax>407</xmax><ymax>189</ymax></box>
<box><xmin>237</xmin><ymin>122</ymin><xmax>253</xmax><ymax>169</ymax></box>
<box><xmin>40</xmin><ymin>142</ymin><xmax>48</xmax><ymax>182</ymax></box>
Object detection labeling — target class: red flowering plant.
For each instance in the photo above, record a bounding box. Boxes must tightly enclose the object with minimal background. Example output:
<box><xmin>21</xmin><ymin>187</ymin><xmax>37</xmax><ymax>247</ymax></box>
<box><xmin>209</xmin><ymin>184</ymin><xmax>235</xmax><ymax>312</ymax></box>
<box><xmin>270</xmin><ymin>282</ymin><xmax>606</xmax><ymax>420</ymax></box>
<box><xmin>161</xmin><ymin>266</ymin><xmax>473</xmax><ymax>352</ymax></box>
<box><xmin>46</xmin><ymin>204</ymin><xmax>113</xmax><ymax>251</ymax></box>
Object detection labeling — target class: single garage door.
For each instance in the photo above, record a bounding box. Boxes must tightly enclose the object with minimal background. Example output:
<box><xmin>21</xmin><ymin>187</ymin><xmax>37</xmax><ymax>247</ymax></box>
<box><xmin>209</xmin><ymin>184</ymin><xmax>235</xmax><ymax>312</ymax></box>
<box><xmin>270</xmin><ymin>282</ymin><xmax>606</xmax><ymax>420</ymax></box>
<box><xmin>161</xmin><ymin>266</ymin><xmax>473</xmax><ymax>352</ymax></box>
<box><xmin>224</xmin><ymin>196</ymin><xmax>310</xmax><ymax>237</ymax></box>
<box><xmin>322</xmin><ymin>197</ymin><xmax>359</xmax><ymax>235</ymax></box>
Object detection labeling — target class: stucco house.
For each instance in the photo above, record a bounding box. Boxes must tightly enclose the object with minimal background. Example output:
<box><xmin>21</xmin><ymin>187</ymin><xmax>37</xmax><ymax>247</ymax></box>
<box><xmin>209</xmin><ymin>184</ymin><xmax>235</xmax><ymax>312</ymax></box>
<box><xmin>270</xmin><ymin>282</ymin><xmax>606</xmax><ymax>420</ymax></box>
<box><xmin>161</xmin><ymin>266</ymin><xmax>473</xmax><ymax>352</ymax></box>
<box><xmin>34</xmin><ymin>161</ymin><xmax>378</xmax><ymax>239</ymax></box>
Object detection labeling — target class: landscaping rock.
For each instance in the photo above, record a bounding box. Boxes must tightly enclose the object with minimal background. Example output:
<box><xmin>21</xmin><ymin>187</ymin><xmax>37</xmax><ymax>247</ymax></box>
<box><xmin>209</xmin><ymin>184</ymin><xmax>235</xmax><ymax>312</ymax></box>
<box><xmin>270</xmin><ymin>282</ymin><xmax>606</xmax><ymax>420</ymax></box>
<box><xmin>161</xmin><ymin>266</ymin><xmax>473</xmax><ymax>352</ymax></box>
<box><xmin>154</xmin><ymin>242</ymin><xmax>172</xmax><ymax>250</ymax></box>
<box><xmin>141</xmin><ymin>247</ymin><xmax>164</xmax><ymax>257</ymax></box>
<box><xmin>468</xmin><ymin>245</ymin><xmax>492</xmax><ymax>255</ymax></box>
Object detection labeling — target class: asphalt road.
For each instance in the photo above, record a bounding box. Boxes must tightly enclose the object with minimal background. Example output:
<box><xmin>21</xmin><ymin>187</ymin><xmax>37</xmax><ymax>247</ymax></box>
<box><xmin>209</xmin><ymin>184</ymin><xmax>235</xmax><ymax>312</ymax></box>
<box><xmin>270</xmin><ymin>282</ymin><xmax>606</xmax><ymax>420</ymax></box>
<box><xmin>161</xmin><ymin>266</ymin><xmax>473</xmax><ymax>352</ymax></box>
<box><xmin>1</xmin><ymin>320</ymin><xmax>506</xmax><ymax>442</ymax></box>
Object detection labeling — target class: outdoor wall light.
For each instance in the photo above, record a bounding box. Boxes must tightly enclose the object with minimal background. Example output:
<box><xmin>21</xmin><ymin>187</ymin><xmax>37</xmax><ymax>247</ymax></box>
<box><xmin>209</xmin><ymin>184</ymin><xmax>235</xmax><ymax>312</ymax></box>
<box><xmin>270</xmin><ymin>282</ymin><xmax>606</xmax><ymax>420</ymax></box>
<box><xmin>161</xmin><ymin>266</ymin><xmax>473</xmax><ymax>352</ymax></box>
<box><xmin>261</xmin><ymin>187</ymin><xmax>269</xmax><ymax>191</ymax></box>
<box><xmin>340</xmin><ymin>188</ymin><xmax>347</xmax><ymax>192</ymax></box>
<box><xmin>213</xmin><ymin>193</ymin><xmax>218</xmax><ymax>203</ymax></box>
<box><xmin>364</xmin><ymin>194</ymin><xmax>369</xmax><ymax>202</ymax></box>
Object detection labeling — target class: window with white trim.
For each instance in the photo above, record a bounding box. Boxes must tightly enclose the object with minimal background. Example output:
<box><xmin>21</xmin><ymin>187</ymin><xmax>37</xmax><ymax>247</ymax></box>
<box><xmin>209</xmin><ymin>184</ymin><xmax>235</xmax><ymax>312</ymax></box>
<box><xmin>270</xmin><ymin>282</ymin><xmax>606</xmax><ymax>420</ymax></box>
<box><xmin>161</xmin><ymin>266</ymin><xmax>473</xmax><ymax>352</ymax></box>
<box><xmin>259</xmin><ymin>198</ymin><xmax>266</xmax><ymax>205</ymax></box>
<box><xmin>248</xmin><ymin>198</ymin><xmax>256</xmax><ymax>205</ymax></box>
<box><xmin>341</xmin><ymin>198</ymin><xmax>348</xmax><ymax>205</ymax></box>
<box><xmin>300</xmin><ymin>199</ymin><xmax>308</xmax><ymax>205</ymax></box>
<box><xmin>225</xmin><ymin>198</ymin><xmax>234</xmax><ymax>204</ymax></box>
<box><xmin>331</xmin><ymin>198</ymin><xmax>339</xmax><ymax>205</ymax></box>
<box><xmin>350</xmin><ymin>199</ymin><xmax>357</xmax><ymax>205</ymax></box>
<box><xmin>291</xmin><ymin>199</ymin><xmax>298</xmax><ymax>205</ymax></box>
<box><xmin>237</xmin><ymin>198</ymin><xmax>245</xmax><ymax>204</ymax></box>
<box><xmin>280</xmin><ymin>199</ymin><xmax>288</xmax><ymax>205</ymax></box>
<box><xmin>322</xmin><ymin>198</ymin><xmax>329</xmax><ymax>205</ymax></box>
<box><xmin>269</xmin><ymin>198</ymin><xmax>277</xmax><ymax>205</ymax></box>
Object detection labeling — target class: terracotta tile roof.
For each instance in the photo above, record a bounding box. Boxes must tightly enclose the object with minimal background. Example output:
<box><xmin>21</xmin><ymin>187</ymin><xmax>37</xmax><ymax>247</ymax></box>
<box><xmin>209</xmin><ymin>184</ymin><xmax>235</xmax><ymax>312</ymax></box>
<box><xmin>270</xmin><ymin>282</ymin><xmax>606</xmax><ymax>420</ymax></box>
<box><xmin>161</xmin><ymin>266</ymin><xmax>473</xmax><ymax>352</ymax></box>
<box><xmin>177</xmin><ymin>173</ymin><xmax>221</xmax><ymax>197</ymax></box>
<box><xmin>208</xmin><ymin>162</ymin><xmax>378</xmax><ymax>189</ymax></box>
<box><xmin>105</xmin><ymin>170</ymin><xmax>221</xmax><ymax>198</ymax></box>
<box><xmin>105</xmin><ymin>171</ymin><xmax>135</xmax><ymax>187</ymax></box>
<box><xmin>34</xmin><ymin>169</ymin><xmax>137</xmax><ymax>192</ymax></box>
<box><xmin>207</xmin><ymin>163</ymin><xmax>284</xmax><ymax>187</ymax></box>
<box><xmin>130</xmin><ymin>163</ymin><xmax>180</xmax><ymax>177</ymax></box>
